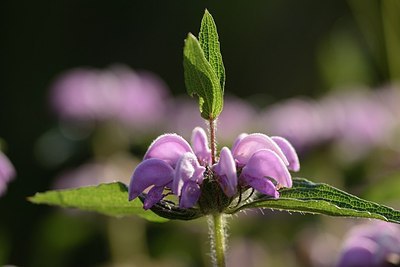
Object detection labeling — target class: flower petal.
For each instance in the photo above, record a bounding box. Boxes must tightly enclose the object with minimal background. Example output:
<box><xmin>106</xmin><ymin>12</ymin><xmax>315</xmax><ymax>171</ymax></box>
<box><xmin>232</xmin><ymin>133</ymin><xmax>289</xmax><ymax>167</ymax></box>
<box><xmin>271</xmin><ymin>136</ymin><xmax>300</xmax><ymax>171</ymax></box>
<box><xmin>143</xmin><ymin>185</ymin><xmax>164</xmax><ymax>210</ymax></box>
<box><xmin>128</xmin><ymin>158</ymin><xmax>174</xmax><ymax>201</ymax></box>
<box><xmin>191</xmin><ymin>127</ymin><xmax>212</xmax><ymax>166</ymax></box>
<box><xmin>240</xmin><ymin>174</ymin><xmax>279</xmax><ymax>198</ymax></box>
<box><xmin>144</xmin><ymin>133</ymin><xmax>193</xmax><ymax>168</ymax></box>
<box><xmin>240</xmin><ymin>149</ymin><xmax>292</xmax><ymax>188</ymax></box>
<box><xmin>231</xmin><ymin>133</ymin><xmax>248</xmax><ymax>152</ymax></box>
<box><xmin>173</xmin><ymin>152</ymin><xmax>205</xmax><ymax>196</ymax></box>
<box><xmin>213</xmin><ymin>147</ymin><xmax>237</xmax><ymax>197</ymax></box>
<box><xmin>179</xmin><ymin>180</ymin><xmax>201</xmax><ymax>208</ymax></box>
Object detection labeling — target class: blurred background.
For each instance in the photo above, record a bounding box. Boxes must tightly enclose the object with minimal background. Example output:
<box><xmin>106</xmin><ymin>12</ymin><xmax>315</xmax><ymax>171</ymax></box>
<box><xmin>1</xmin><ymin>0</ymin><xmax>400</xmax><ymax>266</ymax></box>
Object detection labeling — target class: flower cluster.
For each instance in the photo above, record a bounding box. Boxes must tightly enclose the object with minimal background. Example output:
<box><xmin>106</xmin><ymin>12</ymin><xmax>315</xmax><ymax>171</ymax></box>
<box><xmin>128</xmin><ymin>127</ymin><xmax>299</xmax><ymax>210</ymax></box>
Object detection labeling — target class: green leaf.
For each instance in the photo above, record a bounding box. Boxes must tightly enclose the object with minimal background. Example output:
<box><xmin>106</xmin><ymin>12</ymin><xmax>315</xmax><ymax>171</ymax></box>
<box><xmin>227</xmin><ymin>178</ymin><xmax>400</xmax><ymax>224</ymax></box>
<box><xmin>199</xmin><ymin>9</ymin><xmax>225</xmax><ymax>91</ymax></box>
<box><xmin>29</xmin><ymin>182</ymin><xmax>168</xmax><ymax>223</ymax></box>
<box><xmin>183</xmin><ymin>33</ymin><xmax>223</xmax><ymax>119</ymax></box>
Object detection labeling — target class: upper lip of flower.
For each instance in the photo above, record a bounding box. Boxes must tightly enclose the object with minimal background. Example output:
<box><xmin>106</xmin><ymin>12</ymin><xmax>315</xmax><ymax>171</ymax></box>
<box><xmin>232</xmin><ymin>133</ymin><xmax>290</xmax><ymax>167</ymax></box>
<box><xmin>143</xmin><ymin>133</ymin><xmax>194</xmax><ymax>168</ymax></box>
<box><xmin>232</xmin><ymin>133</ymin><xmax>300</xmax><ymax>173</ymax></box>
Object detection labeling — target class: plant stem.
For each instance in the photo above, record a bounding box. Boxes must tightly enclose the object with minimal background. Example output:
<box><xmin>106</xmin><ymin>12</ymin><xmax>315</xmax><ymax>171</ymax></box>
<box><xmin>209</xmin><ymin>118</ymin><xmax>216</xmax><ymax>164</ymax></box>
<box><xmin>208</xmin><ymin>213</ymin><xmax>226</xmax><ymax>267</ymax></box>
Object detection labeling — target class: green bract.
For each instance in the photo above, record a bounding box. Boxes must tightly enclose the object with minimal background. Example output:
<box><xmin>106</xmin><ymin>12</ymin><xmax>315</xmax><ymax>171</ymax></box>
<box><xmin>183</xmin><ymin>10</ymin><xmax>225</xmax><ymax>120</ymax></box>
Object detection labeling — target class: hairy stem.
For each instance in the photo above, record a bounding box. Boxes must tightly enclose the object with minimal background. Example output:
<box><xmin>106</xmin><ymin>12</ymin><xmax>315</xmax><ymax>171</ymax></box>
<box><xmin>209</xmin><ymin>118</ymin><xmax>217</xmax><ymax>164</ymax></box>
<box><xmin>208</xmin><ymin>213</ymin><xmax>226</xmax><ymax>267</ymax></box>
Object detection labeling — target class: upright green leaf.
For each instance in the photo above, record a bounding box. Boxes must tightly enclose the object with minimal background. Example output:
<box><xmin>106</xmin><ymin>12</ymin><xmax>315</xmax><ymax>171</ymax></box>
<box><xmin>29</xmin><ymin>182</ymin><xmax>168</xmax><ymax>223</ymax></box>
<box><xmin>199</xmin><ymin>9</ymin><xmax>225</xmax><ymax>91</ymax></box>
<box><xmin>183</xmin><ymin>33</ymin><xmax>223</xmax><ymax>119</ymax></box>
<box><xmin>228</xmin><ymin>178</ymin><xmax>400</xmax><ymax>224</ymax></box>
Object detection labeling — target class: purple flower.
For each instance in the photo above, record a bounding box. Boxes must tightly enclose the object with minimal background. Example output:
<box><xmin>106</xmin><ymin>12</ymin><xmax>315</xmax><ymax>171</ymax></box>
<box><xmin>336</xmin><ymin>221</ymin><xmax>400</xmax><ymax>267</ymax></box>
<box><xmin>232</xmin><ymin>133</ymin><xmax>300</xmax><ymax>198</ymax></box>
<box><xmin>0</xmin><ymin>151</ymin><xmax>16</xmax><ymax>197</ymax></box>
<box><xmin>129</xmin><ymin>127</ymin><xmax>209</xmax><ymax>209</ymax></box>
<box><xmin>129</xmin><ymin>127</ymin><xmax>300</xmax><ymax>210</ymax></box>
<box><xmin>212</xmin><ymin>132</ymin><xmax>299</xmax><ymax>201</ymax></box>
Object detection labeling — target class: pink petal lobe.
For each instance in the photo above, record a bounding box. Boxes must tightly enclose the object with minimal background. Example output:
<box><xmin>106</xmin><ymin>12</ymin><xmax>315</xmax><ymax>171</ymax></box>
<box><xmin>213</xmin><ymin>147</ymin><xmax>237</xmax><ymax>197</ymax></box>
<box><xmin>232</xmin><ymin>133</ymin><xmax>289</xmax><ymax>167</ymax></box>
<box><xmin>240</xmin><ymin>149</ymin><xmax>292</xmax><ymax>188</ymax></box>
<box><xmin>191</xmin><ymin>127</ymin><xmax>212</xmax><ymax>166</ymax></box>
<box><xmin>271</xmin><ymin>136</ymin><xmax>300</xmax><ymax>171</ymax></box>
<box><xmin>231</xmin><ymin>133</ymin><xmax>248</xmax><ymax>152</ymax></box>
<box><xmin>144</xmin><ymin>134</ymin><xmax>193</xmax><ymax>168</ymax></box>
<box><xmin>129</xmin><ymin>158</ymin><xmax>174</xmax><ymax>201</ymax></box>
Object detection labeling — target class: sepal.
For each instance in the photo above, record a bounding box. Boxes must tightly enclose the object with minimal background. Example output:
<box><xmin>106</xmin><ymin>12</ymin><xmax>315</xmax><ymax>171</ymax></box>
<box><xmin>139</xmin><ymin>193</ymin><xmax>203</xmax><ymax>221</ymax></box>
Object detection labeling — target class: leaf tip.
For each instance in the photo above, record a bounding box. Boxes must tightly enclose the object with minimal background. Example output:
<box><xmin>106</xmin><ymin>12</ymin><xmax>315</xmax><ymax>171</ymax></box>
<box><xmin>27</xmin><ymin>193</ymin><xmax>40</xmax><ymax>204</ymax></box>
<box><xmin>27</xmin><ymin>196</ymin><xmax>35</xmax><ymax>203</ymax></box>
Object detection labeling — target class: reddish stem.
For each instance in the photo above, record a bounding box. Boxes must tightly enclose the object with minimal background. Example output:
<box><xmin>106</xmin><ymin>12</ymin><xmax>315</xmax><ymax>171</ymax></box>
<box><xmin>209</xmin><ymin>119</ymin><xmax>216</xmax><ymax>164</ymax></box>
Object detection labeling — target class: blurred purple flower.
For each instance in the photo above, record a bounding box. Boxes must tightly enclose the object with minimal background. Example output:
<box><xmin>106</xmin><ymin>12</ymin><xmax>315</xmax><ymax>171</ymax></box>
<box><xmin>50</xmin><ymin>65</ymin><xmax>169</xmax><ymax>132</ymax></box>
<box><xmin>217</xmin><ymin>95</ymin><xmax>258</xmax><ymax>144</ymax></box>
<box><xmin>320</xmin><ymin>89</ymin><xmax>396</xmax><ymax>160</ymax></box>
<box><xmin>129</xmin><ymin>127</ymin><xmax>209</xmax><ymax>209</ymax></box>
<box><xmin>336</xmin><ymin>221</ymin><xmax>400</xmax><ymax>267</ymax></box>
<box><xmin>0</xmin><ymin>151</ymin><xmax>16</xmax><ymax>197</ymax></box>
<box><xmin>259</xmin><ymin>87</ymin><xmax>400</xmax><ymax>159</ymax></box>
<box><xmin>227</xmin><ymin>238</ymin><xmax>269</xmax><ymax>267</ymax></box>
<box><xmin>165</xmin><ymin>96</ymin><xmax>204</xmax><ymax>139</ymax></box>
<box><xmin>259</xmin><ymin>98</ymin><xmax>326</xmax><ymax>151</ymax></box>
<box><xmin>166</xmin><ymin>95</ymin><xmax>257</xmax><ymax>144</ymax></box>
<box><xmin>53</xmin><ymin>153</ymin><xmax>136</xmax><ymax>190</ymax></box>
